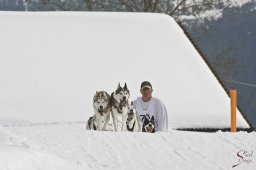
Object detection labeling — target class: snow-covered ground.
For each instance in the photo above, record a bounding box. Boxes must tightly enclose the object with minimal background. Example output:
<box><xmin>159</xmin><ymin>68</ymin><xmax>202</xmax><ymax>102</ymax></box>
<box><xmin>0</xmin><ymin>12</ymin><xmax>255</xmax><ymax>170</ymax></box>
<box><xmin>1</xmin><ymin>123</ymin><xmax>256</xmax><ymax>170</ymax></box>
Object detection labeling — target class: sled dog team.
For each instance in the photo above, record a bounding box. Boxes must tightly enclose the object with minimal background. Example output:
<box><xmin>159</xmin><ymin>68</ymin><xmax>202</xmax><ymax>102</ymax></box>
<box><xmin>86</xmin><ymin>83</ymin><xmax>155</xmax><ymax>133</ymax></box>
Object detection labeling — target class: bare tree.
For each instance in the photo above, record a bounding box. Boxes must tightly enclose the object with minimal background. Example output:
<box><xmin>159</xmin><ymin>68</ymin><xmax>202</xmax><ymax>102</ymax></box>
<box><xmin>116</xmin><ymin>0</ymin><xmax>232</xmax><ymax>18</ymax></box>
<box><xmin>24</xmin><ymin>0</ymin><xmax>231</xmax><ymax>16</ymax></box>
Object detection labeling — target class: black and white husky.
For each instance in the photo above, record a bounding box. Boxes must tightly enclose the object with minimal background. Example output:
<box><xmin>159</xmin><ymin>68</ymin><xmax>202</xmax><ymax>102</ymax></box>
<box><xmin>86</xmin><ymin>91</ymin><xmax>111</xmax><ymax>130</ymax></box>
<box><xmin>126</xmin><ymin>102</ymin><xmax>142</xmax><ymax>132</ymax></box>
<box><xmin>141</xmin><ymin>114</ymin><xmax>155</xmax><ymax>133</ymax></box>
<box><xmin>109</xmin><ymin>83</ymin><xmax>130</xmax><ymax>131</ymax></box>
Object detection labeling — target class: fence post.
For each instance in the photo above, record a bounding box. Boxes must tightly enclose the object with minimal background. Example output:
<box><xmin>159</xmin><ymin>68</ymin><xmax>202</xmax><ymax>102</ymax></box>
<box><xmin>230</xmin><ymin>90</ymin><xmax>237</xmax><ymax>132</ymax></box>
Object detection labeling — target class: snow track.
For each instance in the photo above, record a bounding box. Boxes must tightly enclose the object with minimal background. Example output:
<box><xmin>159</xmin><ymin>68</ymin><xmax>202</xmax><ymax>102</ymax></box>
<box><xmin>1</xmin><ymin>122</ymin><xmax>255</xmax><ymax>170</ymax></box>
<box><xmin>0</xmin><ymin>125</ymin><xmax>84</xmax><ymax>170</ymax></box>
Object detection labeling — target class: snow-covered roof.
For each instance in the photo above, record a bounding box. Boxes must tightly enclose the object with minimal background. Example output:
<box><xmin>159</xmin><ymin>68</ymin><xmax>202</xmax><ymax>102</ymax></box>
<box><xmin>0</xmin><ymin>11</ymin><xmax>250</xmax><ymax>129</ymax></box>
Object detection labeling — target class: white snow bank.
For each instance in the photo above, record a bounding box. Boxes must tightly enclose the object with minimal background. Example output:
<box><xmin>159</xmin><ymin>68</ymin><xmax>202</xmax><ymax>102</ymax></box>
<box><xmin>0</xmin><ymin>126</ymin><xmax>84</xmax><ymax>170</ymax></box>
<box><xmin>1</xmin><ymin>123</ymin><xmax>255</xmax><ymax>170</ymax></box>
<box><xmin>0</xmin><ymin>12</ymin><xmax>250</xmax><ymax>129</ymax></box>
<box><xmin>0</xmin><ymin>147</ymin><xmax>84</xmax><ymax>170</ymax></box>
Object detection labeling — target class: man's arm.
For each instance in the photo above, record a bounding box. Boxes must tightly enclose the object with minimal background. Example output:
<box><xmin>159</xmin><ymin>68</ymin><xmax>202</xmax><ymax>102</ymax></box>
<box><xmin>155</xmin><ymin>100</ymin><xmax>168</xmax><ymax>132</ymax></box>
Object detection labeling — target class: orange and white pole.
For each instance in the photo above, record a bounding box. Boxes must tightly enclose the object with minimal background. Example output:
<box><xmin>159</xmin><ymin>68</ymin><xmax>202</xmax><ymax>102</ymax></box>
<box><xmin>230</xmin><ymin>90</ymin><xmax>237</xmax><ymax>132</ymax></box>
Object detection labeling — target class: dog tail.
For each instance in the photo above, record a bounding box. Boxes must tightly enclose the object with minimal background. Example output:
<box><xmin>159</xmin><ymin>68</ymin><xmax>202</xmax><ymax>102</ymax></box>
<box><xmin>86</xmin><ymin>118</ymin><xmax>91</xmax><ymax>130</ymax></box>
<box><xmin>86</xmin><ymin>116</ymin><xmax>96</xmax><ymax>130</ymax></box>
<box><xmin>110</xmin><ymin>92</ymin><xmax>114</xmax><ymax>107</ymax></box>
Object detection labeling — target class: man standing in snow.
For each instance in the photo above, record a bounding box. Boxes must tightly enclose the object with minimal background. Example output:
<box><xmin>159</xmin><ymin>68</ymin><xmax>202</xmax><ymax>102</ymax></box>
<box><xmin>133</xmin><ymin>81</ymin><xmax>168</xmax><ymax>132</ymax></box>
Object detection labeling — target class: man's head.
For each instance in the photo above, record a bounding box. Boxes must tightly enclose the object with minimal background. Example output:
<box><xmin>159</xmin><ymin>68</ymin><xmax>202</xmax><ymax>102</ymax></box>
<box><xmin>140</xmin><ymin>81</ymin><xmax>153</xmax><ymax>102</ymax></box>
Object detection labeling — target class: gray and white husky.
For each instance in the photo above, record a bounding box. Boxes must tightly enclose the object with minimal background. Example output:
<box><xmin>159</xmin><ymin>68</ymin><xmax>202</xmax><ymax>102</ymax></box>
<box><xmin>86</xmin><ymin>91</ymin><xmax>111</xmax><ymax>130</ymax></box>
<box><xmin>126</xmin><ymin>102</ymin><xmax>142</xmax><ymax>132</ymax></box>
<box><xmin>109</xmin><ymin>83</ymin><xmax>130</xmax><ymax>131</ymax></box>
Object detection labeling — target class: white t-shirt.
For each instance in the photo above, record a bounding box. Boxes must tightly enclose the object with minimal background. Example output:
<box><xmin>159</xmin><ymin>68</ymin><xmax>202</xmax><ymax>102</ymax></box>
<box><xmin>133</xmin><ymin>97</ymin><xmax>168</xmax><ymax>132</ymax></box>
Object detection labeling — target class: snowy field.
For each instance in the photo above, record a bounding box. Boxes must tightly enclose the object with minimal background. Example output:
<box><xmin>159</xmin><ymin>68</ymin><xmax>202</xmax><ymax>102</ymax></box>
<box><xmin>0</xmin><ymin>12</ymin><xmax>255</xmax><ymax>169</ymax></box>
<box><xmin>1</xmin><ymin>123</ymin><xmax>256</xmax><ymax>170</ymax></box>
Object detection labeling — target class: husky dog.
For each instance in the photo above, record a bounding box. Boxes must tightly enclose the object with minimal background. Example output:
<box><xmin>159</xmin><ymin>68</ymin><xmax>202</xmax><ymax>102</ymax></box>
<box><xmin>141</xmin><ymin>114</ymin><xmax>155</xmax><ymax>133</ymax></box>
<box><xmin>86</xmin><ymin>91</ymin><xmax>111</xmax><ymax>130</ymax></box>
<box><xmin>110</xmin><ymin>83</ymin><xmax>130</xmax><ymax>131</ymax></box>
<box><xmin>126</xmin><ymin>102</ymin><xmax>142</xmax><ymax>132</ymax></box>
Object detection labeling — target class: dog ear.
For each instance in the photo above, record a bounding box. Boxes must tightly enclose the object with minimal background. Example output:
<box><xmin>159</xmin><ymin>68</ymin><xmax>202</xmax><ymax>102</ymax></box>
<box><xmin>103</xmin><ymin>91</ymin><xmax>106</xmax><ymax>96</ymax></box>
<box><xmin>117</xmin><ymin>82</ymin><xmax>121</xmax><ymax>89</ymax></box>
<box><xmin>124</xmin><ymin>83</ymin><xmax>127</xmax><ymax>90</ymax></box>
<box><xmin>105</xmin><ymin>91</ymin><xmax>110</xmax><ymax>98</ymax></box>
<box><xmin>146</xmin><ymin>114</ymin><xmax>150</xmax><ymax>120</ymax></box>
<box><xmin>151</xmin><ymin>116</ymin><xmax>155</xmax><ymax>121</ymax></box>
<box><xmin>131</xmin><ymin>101</ymin><xmax>133</xmax><ymax>105</ymax></box>
<box><xmin>144</xmin><ymin>118</ymin><xmax>149</xmax><ymax>124</ymax></box>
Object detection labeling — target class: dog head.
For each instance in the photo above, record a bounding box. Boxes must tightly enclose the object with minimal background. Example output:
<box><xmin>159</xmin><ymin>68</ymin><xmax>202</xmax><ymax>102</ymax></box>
<box><xmin>127</xmin><ymin>102</ymin><xmax>136</xmax><ymax>122</ymax></box>
<box><xmin>113</xmin><ymin>83</ymin><xmax>130</xmax><ymax>106</ymax></box>
<box><xmin>142</xmin><ymin>115</ymin><xmax>155</xmax><ymax>133</ymax></box>
<box><xmin>93</xmin><ymin>91</ymin><xmax>111</xmax><ymax>116</ymax></box>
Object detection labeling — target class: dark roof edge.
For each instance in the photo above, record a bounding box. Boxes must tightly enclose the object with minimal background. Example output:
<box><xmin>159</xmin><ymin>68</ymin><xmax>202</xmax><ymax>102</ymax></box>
<box><xmin>176</xmin><ymin>21</ymin><xmax>254</xmax><ymax>129</ymax></box>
